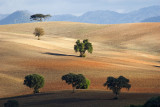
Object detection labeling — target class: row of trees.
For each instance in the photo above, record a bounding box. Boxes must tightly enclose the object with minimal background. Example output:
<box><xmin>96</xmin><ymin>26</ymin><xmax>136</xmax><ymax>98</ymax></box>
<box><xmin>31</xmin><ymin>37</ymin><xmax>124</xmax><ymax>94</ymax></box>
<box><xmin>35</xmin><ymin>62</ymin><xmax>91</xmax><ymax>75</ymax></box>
<box><xmin>23</xmin><ymin>73</ymin><xmax>131</xmax><ymax>99</ymax></box>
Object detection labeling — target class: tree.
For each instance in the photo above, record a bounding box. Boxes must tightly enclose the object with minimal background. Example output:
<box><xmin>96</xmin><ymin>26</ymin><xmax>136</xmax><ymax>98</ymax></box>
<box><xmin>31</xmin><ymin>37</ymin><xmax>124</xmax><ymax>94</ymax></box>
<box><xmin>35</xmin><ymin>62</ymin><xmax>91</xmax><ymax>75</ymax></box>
<box><xmin>62</xmin><ymin>73</ymin><xmax>89</xmax><ymax>93</ymax></box>
<box><xmin>33</xmin><ymin>27</ymin><xmax>45</xmax><ymax>40</ymax></box>
<box><xmin>104</xmin><ymin>76</ymin><xmax>131</xmax><ymax>99</ymax></box>
<box><xmin>4</xmin><ymin>100</ymin><xmax>19</xmax><ymax>107</ymax></box>
<box><xmin>30</xmin><ymin>14</ymin><xmax>51</xmax><ymax>22</ymax></box>
<box><xmin>24</xmin><ymin>74</ymin><xmax>45</xmax><ymax>94</ymax></box>
<box><xmin>74</xmin><ymin>39</ymin><xmax>93</xmax><ymax>57</ymax></box>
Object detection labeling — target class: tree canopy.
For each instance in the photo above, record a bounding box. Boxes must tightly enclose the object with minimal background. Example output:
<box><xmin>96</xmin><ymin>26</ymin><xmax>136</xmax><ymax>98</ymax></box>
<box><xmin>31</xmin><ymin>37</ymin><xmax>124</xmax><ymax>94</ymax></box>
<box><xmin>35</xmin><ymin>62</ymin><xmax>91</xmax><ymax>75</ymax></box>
<box><xmin>24</xmin><ymin>74</ymin><xmax>45</xmax><ymax>93</ymax></box>
<box><xmin>30</xmin><ymin>14</ymin><xmax>51</xmax><ymax>22</ymax></box>
<box><xmin>33</xmin><ymin>27</ymin><xmax>45</xmax><ymax>40</ymax></box>
<box><xmin>62</xmin><ymin>73</ymin><xmax>90</xmax><ymax>92</ymax></box>
<box><xmin>104</xmin><ymin>76</ymin><xmax>131</xmax><ymax>99</ymax></box>
<box><xmin>74</xmin><ymin>39</ymin><xmax>93</xmax><ymax>57</ymax></box>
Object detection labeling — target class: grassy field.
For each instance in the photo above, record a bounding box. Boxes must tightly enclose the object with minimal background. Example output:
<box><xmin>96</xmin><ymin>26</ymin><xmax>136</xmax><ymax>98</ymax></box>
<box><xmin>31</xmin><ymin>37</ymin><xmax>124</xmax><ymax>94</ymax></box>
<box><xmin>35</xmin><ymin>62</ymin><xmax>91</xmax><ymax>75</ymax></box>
<box><xmin>0</xmin><ymin>22</ymin><xmax>160</xmax><ymax>106</ymax></box>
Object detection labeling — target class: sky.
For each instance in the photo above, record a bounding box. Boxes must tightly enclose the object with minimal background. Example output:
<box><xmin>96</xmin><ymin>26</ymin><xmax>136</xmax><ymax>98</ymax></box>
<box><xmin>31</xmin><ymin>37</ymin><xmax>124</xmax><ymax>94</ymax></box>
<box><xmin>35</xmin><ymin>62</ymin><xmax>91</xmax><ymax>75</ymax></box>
<box><xmin>0</xmin><ymin>0</ymin><xmax>160</xmax><ymax>15</ymax></box>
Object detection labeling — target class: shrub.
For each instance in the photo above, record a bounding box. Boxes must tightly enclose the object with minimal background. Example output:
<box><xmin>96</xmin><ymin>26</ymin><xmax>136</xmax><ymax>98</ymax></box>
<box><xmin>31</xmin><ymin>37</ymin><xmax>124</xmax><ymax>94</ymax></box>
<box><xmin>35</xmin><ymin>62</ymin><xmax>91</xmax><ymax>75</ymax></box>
<box><xmin>4</xmin><ymin>100</ymin><xmax>19</xmax><ymax>107</ymax></box>
<box><xmin>76</xmin><ymin>78</ymin><xmax>90</xmax><ymax>89</ymax></box>
<box><xmin>33</xmin><ymin>27</ymin><xmax>45</xmax><ymax>40</ymax></box>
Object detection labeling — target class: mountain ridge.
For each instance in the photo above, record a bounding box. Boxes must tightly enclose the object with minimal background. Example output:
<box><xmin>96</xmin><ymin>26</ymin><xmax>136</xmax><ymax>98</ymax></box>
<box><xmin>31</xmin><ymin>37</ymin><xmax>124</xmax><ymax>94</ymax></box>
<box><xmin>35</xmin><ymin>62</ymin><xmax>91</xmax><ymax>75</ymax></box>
<box><xmin>0</xmin><ymin>5</ymin><xmax>160</xmax><ymax>25</ymax></box>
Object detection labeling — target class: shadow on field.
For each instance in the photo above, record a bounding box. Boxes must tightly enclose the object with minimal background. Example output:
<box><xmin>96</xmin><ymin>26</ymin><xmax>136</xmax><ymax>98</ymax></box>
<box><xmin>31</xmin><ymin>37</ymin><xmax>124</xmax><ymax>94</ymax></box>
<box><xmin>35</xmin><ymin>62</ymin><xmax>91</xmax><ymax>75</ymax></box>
<box><xmin>24</xmin><ymin>98</ymin><xmax>114</xmax><ymax>106</ymax></box>
<box><xmin>43</xmin><ymin>52</ymin><xmax>76</xmax><ymax>57</ymax></box>
<box><xmin>0</xmin><ymin>92</ymin><xmax>55</xmax><ymax>101</ymax></box>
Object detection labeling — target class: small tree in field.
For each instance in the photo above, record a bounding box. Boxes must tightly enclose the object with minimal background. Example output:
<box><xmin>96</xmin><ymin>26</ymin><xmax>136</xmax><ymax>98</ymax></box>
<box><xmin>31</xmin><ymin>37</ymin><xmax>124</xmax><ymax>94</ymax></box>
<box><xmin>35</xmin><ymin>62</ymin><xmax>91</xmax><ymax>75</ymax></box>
<box><xmin>33</xmin><ymin>27</ymin><xmax>44</xmax><ymax>40</ymax></box>
<box><xmin>30</xmin><ymin>14</ymin><xmax>51</xmax><ymax>22</ymax></box>
<box><xmin>62</xmin><ymin>73</ymin><xmax>89</xmax><ymax>93</ymax></box>
<box><xmin>104</xmin><ymin>76</ymin><xmax>131</xmax><ymax>99</ymax></box>
<box><xmin>74</xmin><ymin>39</ymin><xmax>93</xmax><ymax>57</ymax></box>
<box><xmin>24</xmin><ymin>74</ymin><xmax>45</xmax><ymax>94</ymax></box>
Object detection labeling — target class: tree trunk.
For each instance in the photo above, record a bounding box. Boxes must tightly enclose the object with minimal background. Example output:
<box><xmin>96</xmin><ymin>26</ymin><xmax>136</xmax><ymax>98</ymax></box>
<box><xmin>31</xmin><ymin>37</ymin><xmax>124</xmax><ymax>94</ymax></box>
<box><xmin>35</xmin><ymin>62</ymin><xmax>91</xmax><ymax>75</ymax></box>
<box><xmin>72</xmin><ymin>87</ymin><xmax>75</xmax><ymax>93</ymax></box>
<box><xmin>34</xmin><ymin>88</ymin><xmax>39</xmax><ymax>94</ymax></box>
<box><xmin>114</xmin><ymin>93</ymin><xmax>118</xmax><ymax>99</ymax></box>
<box><xmin>80</xmin><ymin>52</ymin><xmax>85</xmax><ymax>57</ymax></box>
<box><xmin>38</xmin><ymin>36</ymin><xmax>40</xmax><ymax>40</ymax></box>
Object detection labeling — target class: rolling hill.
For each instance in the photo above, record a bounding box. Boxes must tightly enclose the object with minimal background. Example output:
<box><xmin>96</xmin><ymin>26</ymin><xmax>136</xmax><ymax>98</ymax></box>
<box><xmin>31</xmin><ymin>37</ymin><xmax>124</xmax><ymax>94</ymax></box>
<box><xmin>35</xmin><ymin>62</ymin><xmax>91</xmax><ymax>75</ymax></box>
<box><xmin>0</xmin><ymin>22</ymin><xmax>160</xmax><ymax>106</ymax></box>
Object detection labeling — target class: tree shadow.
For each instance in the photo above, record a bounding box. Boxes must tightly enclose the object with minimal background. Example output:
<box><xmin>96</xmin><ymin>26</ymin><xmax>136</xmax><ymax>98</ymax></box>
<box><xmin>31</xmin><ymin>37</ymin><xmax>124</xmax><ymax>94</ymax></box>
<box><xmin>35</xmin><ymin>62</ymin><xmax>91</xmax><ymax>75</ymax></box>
<box><xmin>153</xmin><ymin>65</ymin><xmax>160</xmax><ymax>68</ymax></box>
<box><xmin>43</xmin><ymin>52</ymin><xmax>76</xmax><ymax>57</ymax></box>
<box><xmin>0</xmin><ymin>92</ymin><xmax>55</xmax><ymax>101</ymax></box>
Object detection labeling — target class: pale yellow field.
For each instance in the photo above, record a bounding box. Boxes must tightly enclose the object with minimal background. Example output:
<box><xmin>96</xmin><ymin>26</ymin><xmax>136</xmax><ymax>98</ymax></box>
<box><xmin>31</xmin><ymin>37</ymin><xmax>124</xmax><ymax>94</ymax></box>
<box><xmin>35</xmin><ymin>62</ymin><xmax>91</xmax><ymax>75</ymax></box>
<box><xmin>0</xmin><ymin>22</ymin><xmax>160</xmax><ymax>98</ymax></box>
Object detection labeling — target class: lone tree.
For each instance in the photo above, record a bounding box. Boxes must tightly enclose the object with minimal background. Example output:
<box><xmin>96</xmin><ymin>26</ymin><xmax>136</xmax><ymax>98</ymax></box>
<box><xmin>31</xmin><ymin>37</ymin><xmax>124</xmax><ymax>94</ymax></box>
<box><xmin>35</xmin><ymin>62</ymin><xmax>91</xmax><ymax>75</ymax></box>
<box><xmin>30</xmin><ymin>14</ymin><xmax>51</xmax><ymax>22</ymax></box>
<box><xmin>33</xmin><ymin>27</ymin><xmax>45</xmax><ymax>40</ymax></box>
<box><xmin>74</xmin><ymin>39</ymin><xmax>93</xmax><ymax>57</ymax></box>
<box><xmin>24</xmin><ymin>74</ymin><xmax>45</xmax><ymax>94</ymax></box>
<box><xmin>62</xmin><ymin>73</ymin><xmax>90</xmax><ymax>93</ymax></box>
<box><xmin>104</xmin><ymin>76</ymin><xmax>131</xmax><ymax>99</ymax></box>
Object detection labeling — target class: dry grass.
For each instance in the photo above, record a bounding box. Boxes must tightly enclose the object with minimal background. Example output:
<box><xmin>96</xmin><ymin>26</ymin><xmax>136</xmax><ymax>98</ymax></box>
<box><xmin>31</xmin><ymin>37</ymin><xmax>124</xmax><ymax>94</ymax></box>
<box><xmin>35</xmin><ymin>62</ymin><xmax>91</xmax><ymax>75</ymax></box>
<box><xmin>0</xmin><ymin>22</ymin><xmax>160</xmax><ymax>101</ymax></box>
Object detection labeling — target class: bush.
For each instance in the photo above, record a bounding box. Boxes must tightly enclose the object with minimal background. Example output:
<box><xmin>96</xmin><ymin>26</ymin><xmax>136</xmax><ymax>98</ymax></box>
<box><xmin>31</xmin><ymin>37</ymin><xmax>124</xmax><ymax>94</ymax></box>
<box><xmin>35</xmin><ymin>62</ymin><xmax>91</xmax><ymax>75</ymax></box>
<box><xmin>4</xmin><ymin>100</ymin><xmax>19</xmax><ymax>107</ymax></box>
<box><xmin>33</xmin><ymin>27</ymin><xmax>45</xmax><ymax>40</ymax></box>
<box><xmin>76</xmin><ymin>78</ymin><xmax>90</xmax><ymax>89</ymax></box>
<box><xmin>24</xmin><ymin>74</ymin><xmax>45</xmax><ymax>93</ymax></box>
<box><xmin>144</xmin><ymin>96</ymin><xmax>160</xmax><ymax>107</ymax></box>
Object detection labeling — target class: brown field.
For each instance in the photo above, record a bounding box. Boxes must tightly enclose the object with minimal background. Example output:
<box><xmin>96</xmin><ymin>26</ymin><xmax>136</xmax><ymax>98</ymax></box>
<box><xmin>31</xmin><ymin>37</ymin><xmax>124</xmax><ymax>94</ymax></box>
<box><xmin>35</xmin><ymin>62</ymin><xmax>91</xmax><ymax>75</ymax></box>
<box><xmin>0</xmin><ymin>22</ymin><xmax>160</xmax><ymax>106</ymax></box>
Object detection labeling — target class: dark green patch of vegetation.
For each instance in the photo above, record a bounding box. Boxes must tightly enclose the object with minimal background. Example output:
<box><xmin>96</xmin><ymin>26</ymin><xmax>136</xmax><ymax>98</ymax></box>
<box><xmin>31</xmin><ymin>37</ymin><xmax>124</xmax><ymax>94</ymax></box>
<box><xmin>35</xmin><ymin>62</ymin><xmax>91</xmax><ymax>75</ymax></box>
<box><xmin>74</xmin><ymin>39</ymin><xmax>93</xmax><ymax>57</ymax></box>
<box><xmin>24</xmin><ymin>74</ymin><xmax>45</xmax><ymax>93</ymax></box>
<box><xmin>62</xmin><ymin>73</ymin><xmax>90</xmax><ymax>92</ymax></box>
<box><xmin>104</xmin><ymin>76</ymin><xmax>131</xmax><ymax>99</ymax></box>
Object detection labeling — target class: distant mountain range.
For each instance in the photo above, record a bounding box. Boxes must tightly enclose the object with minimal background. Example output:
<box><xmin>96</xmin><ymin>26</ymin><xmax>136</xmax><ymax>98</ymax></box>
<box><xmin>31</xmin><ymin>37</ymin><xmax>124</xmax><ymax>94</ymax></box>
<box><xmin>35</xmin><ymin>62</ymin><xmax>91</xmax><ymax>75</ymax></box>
<box><xmin>141</xmin><ymin>16</ymin><xmax>160</xmax><ymax>22</ymax></box>
<box><xmin>0</xmin><ymin>5</ymin><xmax>160</xmax><ymax>25</ymax></box>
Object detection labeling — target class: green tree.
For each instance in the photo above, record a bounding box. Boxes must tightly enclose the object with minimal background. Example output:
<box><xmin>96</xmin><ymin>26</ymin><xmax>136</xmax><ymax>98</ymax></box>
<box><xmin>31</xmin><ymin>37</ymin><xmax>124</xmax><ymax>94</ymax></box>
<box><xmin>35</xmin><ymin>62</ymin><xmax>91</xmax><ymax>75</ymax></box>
<box><xmin>4</xmin><ymin>100</ymin><xmax>19</xmax><ymax>107</ymax></box>
<box><xmin>33</xmin><ymin>27</ymin><xmax>45</xmax><ymax>40</ymax></box>
<box><xmin>76</xmin><ymin>78</ymin><xmax>90</xmax><ymax>89</ymax></box>
<box><xmin>24</xmin><ymin>74</ymin><xmax>45</xmax><ymax>94</ymax></box>
<box><xmin>62</xmin><ymin>73</ymin><xmax>89</xmax><ymax>93</ymax></box>
<box><xmin>74</xmin><ymin>39</ymin><xmax>93</xmax><ymax>57</ymax></box>
<box><xmin>104</xmin><ymin>76</ymin><xmax>131</xmax><ymax>99</ymax></box>
<box><xmin>30</xmin><ymin>14</ymin><xmax>51</xmax><ymax>22</ymax></box>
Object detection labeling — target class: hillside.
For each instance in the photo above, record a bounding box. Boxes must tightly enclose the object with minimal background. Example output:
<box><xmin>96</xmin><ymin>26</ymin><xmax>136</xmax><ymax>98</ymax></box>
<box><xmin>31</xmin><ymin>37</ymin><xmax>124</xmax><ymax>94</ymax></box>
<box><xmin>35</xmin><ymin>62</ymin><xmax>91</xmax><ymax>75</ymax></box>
<box><xmin>0</xmin><ymin>22</ymin><xmax>160</xmax><ymax>100</ymax></box>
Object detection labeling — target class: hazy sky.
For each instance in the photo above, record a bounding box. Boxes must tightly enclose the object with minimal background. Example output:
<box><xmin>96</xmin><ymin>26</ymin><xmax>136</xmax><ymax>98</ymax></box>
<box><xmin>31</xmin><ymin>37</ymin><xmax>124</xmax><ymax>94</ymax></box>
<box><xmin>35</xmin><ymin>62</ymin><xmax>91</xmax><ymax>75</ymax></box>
<box><xmin>0</xmin><ymin>0</ymin><xmax>160</xmax><ymax>15</ymax></box>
